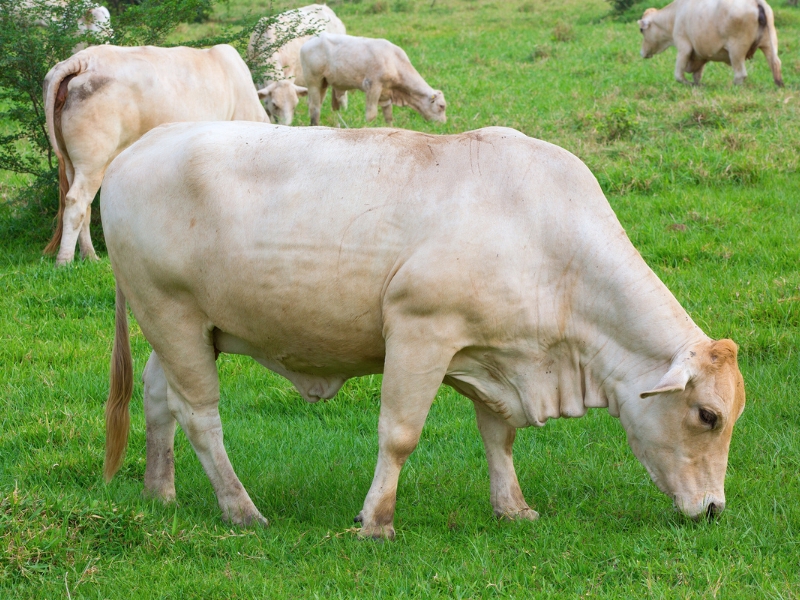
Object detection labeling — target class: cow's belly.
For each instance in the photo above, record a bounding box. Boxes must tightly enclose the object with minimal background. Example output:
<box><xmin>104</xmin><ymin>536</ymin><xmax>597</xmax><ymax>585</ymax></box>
<box><xmin>192</xmin><ymin>244</ymin><xmax>393</xmax><ymax>377</ymax></box>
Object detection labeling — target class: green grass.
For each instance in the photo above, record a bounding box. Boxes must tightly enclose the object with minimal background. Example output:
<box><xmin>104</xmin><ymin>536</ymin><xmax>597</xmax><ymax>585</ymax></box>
<box><xmin>2</xmin><ymin>0</ymin><xmax>800</xmax><ymax>597</ymax></box>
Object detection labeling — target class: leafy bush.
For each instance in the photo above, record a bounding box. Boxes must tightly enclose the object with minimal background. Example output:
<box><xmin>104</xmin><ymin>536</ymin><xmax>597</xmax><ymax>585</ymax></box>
<box><xmin>606</xmin><ymin>0</ymin><xmax>637</xmax><ymax>15</ymax></box>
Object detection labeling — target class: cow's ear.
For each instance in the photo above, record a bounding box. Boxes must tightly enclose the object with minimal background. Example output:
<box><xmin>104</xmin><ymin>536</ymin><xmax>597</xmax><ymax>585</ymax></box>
<box><xmin>638</xmin><ymin>18</ymin><xmax>651</xmax><ymax>31</ymax></box>
<box><xmin>257</xmin><ymin>82</ymin><xmax>277</xmax><ymax>99</ymax></box>
<box><xmin>294</xmin><ymin>85</ymin><xmax>308</xmax><ymax>97</ymax></box>
<box><xmin>640</xmin><ymin>364</ymin><xmax>691</xmax><ymax>398</ymax></box>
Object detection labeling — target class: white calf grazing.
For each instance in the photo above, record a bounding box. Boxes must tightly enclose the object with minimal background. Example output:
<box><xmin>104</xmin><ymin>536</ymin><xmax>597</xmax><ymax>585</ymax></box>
<box><xmin>248</xmin><ymin>4</ymin><xmax>346</xmax><ymax>125</ymax></box>
<box><xmin>639</xmin><ymin>0</ymin><xmax>782</xmax><ymax>86</ymax></box>
<box><xmin>300</xmin><ymin>33</ymin><xmax>446</xmax><ymax>126</ymax></box>
<box><xmin>42</xmin><ymin>44</ymin><xmax>267</xmax><ymax>265</ymax></box>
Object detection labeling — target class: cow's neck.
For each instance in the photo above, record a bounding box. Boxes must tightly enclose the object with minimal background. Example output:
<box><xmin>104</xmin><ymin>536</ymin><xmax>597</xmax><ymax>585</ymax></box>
<box><xmin>652</xmin><ymin>2</ymin><xmax>677</xmax><ymax>36</ymax></box>
<box><xmin>554</xmin><ymin>239</ymin><xmax>706</xmax><ymax>421</ymax></box>
<box><xmin>497</xmin><ymin>233</ymin><xmax>708</xmax><ymax>428</ymax></box>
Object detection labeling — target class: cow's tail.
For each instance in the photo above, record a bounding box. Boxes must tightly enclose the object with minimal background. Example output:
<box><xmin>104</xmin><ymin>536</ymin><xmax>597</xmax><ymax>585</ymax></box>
<box><xmin>42</xmin><ymin>54</ymin><xmax>87</xmax><ymax>255</ymax></box>
<box><xmin>757</xmin><ymin>1</ymin><xmax>767</xmax><ymax>29</ymax></box>
<box><xmin>104</xmin><ymin>281</ymin><xmax>134</xmax><ymax>482</ymax></box>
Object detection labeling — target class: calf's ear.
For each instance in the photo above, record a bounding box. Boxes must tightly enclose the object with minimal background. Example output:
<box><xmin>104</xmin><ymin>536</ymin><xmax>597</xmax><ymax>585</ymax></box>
<box><xmin>294</xmin><ymin>85</ymin><xmax>308</xmax><ymax>97</ymax></box>
<box><xmin>257</xmin><ymin>82</ymin><xmax>277</xmax><ymax>99</ymax></box>
<box><xmin>640</xmin><ymin>363</ymin><xmax>692</xmax><ymax>398</ymax></box>
<box><xmin>638</xmin><ymin>18</ymin><xmax>651</xmax><ymax>31</ymax></box>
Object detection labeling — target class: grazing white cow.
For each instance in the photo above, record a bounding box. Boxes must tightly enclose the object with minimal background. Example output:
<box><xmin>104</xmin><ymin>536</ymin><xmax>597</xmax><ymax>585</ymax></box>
<box><xmin>42</xmin><ymin>44</ymin><xmax>268</xmax><ymax>265</ymax></box>
<box><xmin>248</xmin><ymin>4</ymin><xmax>347</xmax><ymax>125</ymax></box>
<box><xmin>301</xmin><ymin>33</ymin><xmax>446</xmax><ymax>126</ymax></box>
<box><xmin>101</xmin><ymin>122</ymin><xmax>745</xmax><ymax>539</ymax></box>
<box><xmin>638</xmin><ymin>0</ymin><xmax>783</xmax><ymax>86</ymax></box>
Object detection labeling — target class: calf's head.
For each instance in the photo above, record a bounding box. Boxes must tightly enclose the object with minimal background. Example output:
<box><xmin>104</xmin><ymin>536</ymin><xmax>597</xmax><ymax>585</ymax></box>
<box><xmin>620</xmin><ymin>339</ymin><xmax>745</xmax><ymax>519</ymax></box>
<box><xmin>257</xmin><ymin>81</ymin><xmax>307</xmax><ymax>126</ymax></box>
<box><xmin>418</xmin><ymin>90</ymin><xmax>447</xmax><ymax>123</ymax></box>
<box><xmin>638</xmin><ymin>8</ymin><xmax>673</xmax><ymax>59</ymax></box>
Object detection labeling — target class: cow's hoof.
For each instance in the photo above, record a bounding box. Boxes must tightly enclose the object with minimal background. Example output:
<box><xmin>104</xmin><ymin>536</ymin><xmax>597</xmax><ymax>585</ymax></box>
<box><xmin>223</xmin><ymin>508</ymin><xmax>269</xmax><ymax>528</ymax></box>
<box><xmin>142</xmin><ymin>487</ymin><xmax>176</xmax><ymax>504</ymax></box>
<box><xmin>497</xmin><ymin>507</ymin><xmax>539</xmax><ymax>521</ymax></box>
<box><xmin>357</xmin><ymin>523</ymin><xmax>395</xmax><ymax>541</ymax></box>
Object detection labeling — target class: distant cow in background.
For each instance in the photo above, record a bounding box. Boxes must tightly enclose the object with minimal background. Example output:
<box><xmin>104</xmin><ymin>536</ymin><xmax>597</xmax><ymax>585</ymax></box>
<box><xmin>301</xmin><ymin>33</ymin><xmax>446</xmax><ymax>127</ymax></box>
<box><xmin>248</xmin><ymin>4</ymin><xmax>347</xmax><ymax>125</ymax></box>
<box><xmin>638</xmin><ymin>0</ymin><xmax>782</xmax><ymax>86</ymax></box>
<box><xmin>18</xmin><ymin>0</ymin><xmax>113</xmax><ymax>51</ymax></box>
<box><xmin>42</xmin><ymin>44</ymin><xmax>268</xmax><ymax>265</ymax></box>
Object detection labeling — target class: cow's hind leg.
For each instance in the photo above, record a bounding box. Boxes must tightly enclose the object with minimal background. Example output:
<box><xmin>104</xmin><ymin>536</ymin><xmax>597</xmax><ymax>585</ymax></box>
<box><xmin>154</xmin><ymin>321</ymin><xmax>267</xmax><ymax>527</ymax></box>
<box><xmin>56</xmin><ymin>171</ymin><xmax>102</xmax><ymax>265</ymax></box>
<box><xmin>356</xmin><ymin>325</ymin><xmax>454</xmax><ymax>539</ymax></box>
<box><xmin>473</xmin><ymin>401</ymin><xmax>538</xmax><ymax>521</ymax></box>
<box><xmin>78</xmin><ymin>203</ymin><xmax>97</xmax><ymax>261</ymax></box>
<box><xmin>142</xmin><ymin>351</ymin><xmax>177</xmax><ymax>502</ymax></box>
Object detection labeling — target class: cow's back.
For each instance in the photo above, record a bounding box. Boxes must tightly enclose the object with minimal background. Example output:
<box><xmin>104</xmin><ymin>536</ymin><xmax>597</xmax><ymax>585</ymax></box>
<box><xmin>59</xmin><ymin>44</ymin><xmax>264</xmax><ymax>158</ymax></box>
<box><xmin>102</xmin><ymin>122</ymin><xmax>629</xmax><ymax>375</ymax></box>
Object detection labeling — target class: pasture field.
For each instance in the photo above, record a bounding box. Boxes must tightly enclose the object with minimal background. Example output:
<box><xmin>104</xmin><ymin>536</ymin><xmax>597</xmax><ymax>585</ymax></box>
<box><xmin>2</xmin><ymin>0</ymin><xmax>800</xmax><ymax>596</ymax></box>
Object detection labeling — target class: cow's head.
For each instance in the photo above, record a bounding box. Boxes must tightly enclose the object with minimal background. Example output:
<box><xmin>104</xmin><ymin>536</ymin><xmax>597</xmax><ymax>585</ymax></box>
<box><xmin>620</xmin><ymin>338</ymin><xmax>745</xmax><ymax>519</ymax></box>
<box><xmin>257</xmin><ymin>81</ymin><xmax>307</xmax><ymax>126</ymax></box>
<box><xmin>638</xmin><ymin>8</ymin><xmax>672</xmax><ymax>59</ymax></box>
<box><xmin>420</xmin><ymin>90</ymin><xmax>447</xmax><ymax>123</ymax></box>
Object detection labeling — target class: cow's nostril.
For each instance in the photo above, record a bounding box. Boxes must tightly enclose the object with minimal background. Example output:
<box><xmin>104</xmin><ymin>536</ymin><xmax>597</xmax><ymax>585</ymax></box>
<box><xmin>706</xmin><ymin>502</ymin><xmax>719</xmax><ymax>519</ymax></box>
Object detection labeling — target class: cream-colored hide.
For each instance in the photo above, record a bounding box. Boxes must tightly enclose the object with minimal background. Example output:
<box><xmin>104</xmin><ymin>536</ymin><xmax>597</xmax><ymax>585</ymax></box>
<box><xmin>639</xmin><ymin>0</ymin><xmax>782</xmax><ymax>86</ymax></box>
<box><xmin>101</xmin><ymin>122</ymin><xmax>745</xmax><ymax>539</ymax></box>
<box><xmin>42</xmin><ymin>44</ymin><xmax>268</xmax><ymax>265</ymax></box>
<box><xmin>248</xmin><ymin>4</ymin><xmax>347</xmax><ymax>125</ymax></box>
<box><xmin>300</xmin><ymin>33</ymin><xmax>446</xmax><ymax>126</ymax></box>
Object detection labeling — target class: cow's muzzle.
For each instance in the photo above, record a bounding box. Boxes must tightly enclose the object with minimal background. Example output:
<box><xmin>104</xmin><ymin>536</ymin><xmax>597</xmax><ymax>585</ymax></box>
<box><xmin>676</xmin><ymin>493</ymin><xmax>726</xmax><ymax>520</ymax></box>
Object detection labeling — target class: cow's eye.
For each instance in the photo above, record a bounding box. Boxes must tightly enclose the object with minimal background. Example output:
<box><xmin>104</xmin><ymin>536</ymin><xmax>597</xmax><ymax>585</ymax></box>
<box><xmin>699</xmin><ymin>408</ymin><xmax>718</xmax><ymax>428</ymax></box>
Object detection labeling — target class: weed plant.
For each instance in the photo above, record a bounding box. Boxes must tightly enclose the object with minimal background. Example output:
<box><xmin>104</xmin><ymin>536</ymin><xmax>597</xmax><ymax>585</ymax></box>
<box><xmin>1</xmin><ymin>0</ymin><xmax>799</xmax><ymax>597</ymax></box>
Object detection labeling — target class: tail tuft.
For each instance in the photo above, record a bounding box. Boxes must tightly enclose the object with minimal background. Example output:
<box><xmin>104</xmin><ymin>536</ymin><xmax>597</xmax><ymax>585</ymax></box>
<box><xmin>104</xmin><ymin>283</ymin><xmax>134</xmax><ymax>482</ymax></box>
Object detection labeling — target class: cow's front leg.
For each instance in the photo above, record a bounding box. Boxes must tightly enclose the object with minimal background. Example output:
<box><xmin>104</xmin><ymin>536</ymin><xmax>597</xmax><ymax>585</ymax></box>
<box><xmin>363</xmin><ymin>80</ymin><xmax>382</xmax><ymax>123</ymax></box>
<box><xmin>728</xmin><ymin>44</ymin><xmax>749</xmax><ymax>85</ymax></box>
<box><xmin>142</xmin><ymin>351</ymin><xmax>177</xmax><ymax>502</ymax></box>
<box><xmin>307</xmin><ymin>80</ymin><xmax>326</xmax><ymax>126</ymax></box>
<box><xmin>473</xmin><ymin>401</ymin><xmax>538</xmax><ymax>521</ymax></box>
<box><xmin>689</xmin><ymin>61</ymin><xmax>706</xmax><ymax>85</ymax></box>
<box><xmin>356</xmin><ymin>329</ymin><xmax>454</xmax><ymax>539</ymax></box>
<box><xmin>380</xmin><ymin>99</ymin><xmax>393</xmax><ymax>126</ymax></box>
<box><xmin>673</xmin><ymin>42</ymin><xmax>693</xmax><ymax>84</ymax></box>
